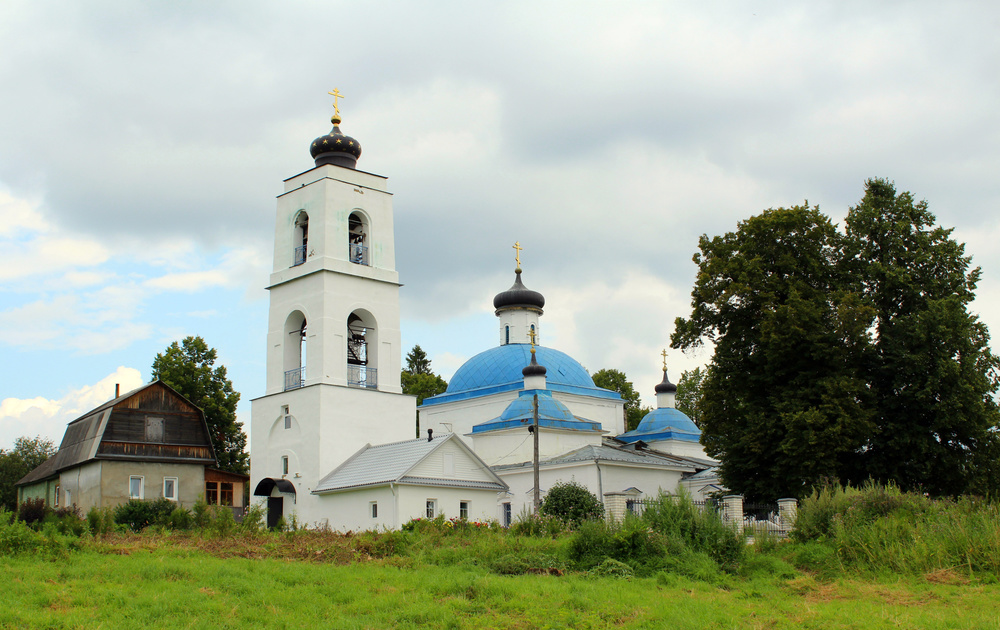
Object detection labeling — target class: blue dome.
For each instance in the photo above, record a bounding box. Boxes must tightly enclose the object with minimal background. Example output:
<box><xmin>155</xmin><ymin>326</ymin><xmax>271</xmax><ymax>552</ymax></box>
<box><xmin>421</xmin><ymin>344</ymin><xmax>621</xmax><ymax>407</ymax></box>
<box><xmin>449</xmin><ymin>344</ymin><xmax>593</xmax><ymax>392</ymax></box>
<box><xmin>472</xmin><ymin>389</ymin><xmax>602</xmax><ymax>434</ymax></box>
<box><xmin>618</xmin><ymin>407</ymin><xmax>701</xmax><ymax>444</ymax></box>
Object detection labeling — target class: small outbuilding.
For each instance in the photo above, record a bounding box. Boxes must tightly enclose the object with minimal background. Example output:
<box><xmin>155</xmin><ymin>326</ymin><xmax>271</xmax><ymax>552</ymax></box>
<box><xmin>16</xmin><ymin>381</ymin><xmax>217</xmax><ymax>512</ymax></box>
<box><xmin>308</xmin><ymin>432</ymin><xmax>508</xmax><ymax>531</ymax></box>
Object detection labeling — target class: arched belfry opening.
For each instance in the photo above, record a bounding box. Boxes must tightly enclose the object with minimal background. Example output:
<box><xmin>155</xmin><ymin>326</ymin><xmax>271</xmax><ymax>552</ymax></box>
<box><xmin>348</xmin><ymin>211</ymin><xmax>369</xmax><ymax>265</ymax></box>
<box><xmin>283</xmin><ymin>311</ymin><xmax>307</xmax><ymax>390</ymax></box>
<box><xmin>347</xmin><ymin>311</ymin><xmax>378</xmax><ymax>388</ymax></box>
<box><xmin>293</xmin><ymin>211</ymin><xmax>309</xmax><ymax>267</ymax></box>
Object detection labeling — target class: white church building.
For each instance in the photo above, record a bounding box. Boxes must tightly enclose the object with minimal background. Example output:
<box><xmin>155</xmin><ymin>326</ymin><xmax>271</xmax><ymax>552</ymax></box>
<box><xmin>250</xmin><ymin>96</ymin><xmax>717</xmax><ymax>529</ymax></box>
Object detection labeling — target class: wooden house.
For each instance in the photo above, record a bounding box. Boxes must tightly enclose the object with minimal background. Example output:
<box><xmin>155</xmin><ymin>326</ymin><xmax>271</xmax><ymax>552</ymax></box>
<box><xmin>16</xmin><ymin>381</ymin><xmax>217</xmax><ymax>511</ymax></box>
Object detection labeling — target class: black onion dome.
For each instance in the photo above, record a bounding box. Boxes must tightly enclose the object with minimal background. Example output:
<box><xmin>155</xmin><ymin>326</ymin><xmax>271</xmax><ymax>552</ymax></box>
<box><xmin>654</xmin><ymin>370</ymin><xmax>677</xmax><ymax>394</ymax></box>
<box><xmin>493</xmin><ymin>270</ymin><xmax>545</xmax><ymax>311</ymax></box>
<box><xmin>522</xmin><ymin>351</ymin><xmax>547</xmax><ymax>378</ymax></box>
<box><xmin>310</xmin><ymin>115</ymin><xmax>362</xmax><ymax>169</ymax></box>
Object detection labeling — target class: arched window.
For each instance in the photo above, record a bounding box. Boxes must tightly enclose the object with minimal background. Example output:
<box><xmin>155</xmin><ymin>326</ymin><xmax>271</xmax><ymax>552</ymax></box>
<box><xmin>348</xmin><ymin>211</ymin><xmax>369</xmax><ymax>265</ymax></box>
<box><xmin>347</xmin><ymin>310</ymin><xmax>378</xmax><ymax>388</ymax></box>
<box><xmin>505</xmin><ymin>325</ymin><xmax>510</xmax><ymax>345</ymax></box>
<box><xmin>293</xmin><ymin>211</ymin><xmax>309</xmax><ymax>267</ymax></box>
<box><xmin>283</xmin><ymin>311</ymin><xmax>307</xmax><ymax>390</ymax></box>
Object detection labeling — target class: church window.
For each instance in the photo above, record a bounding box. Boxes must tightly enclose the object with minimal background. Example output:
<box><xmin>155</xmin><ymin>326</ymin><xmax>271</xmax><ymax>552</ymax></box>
<box><xmin>530</xmin><ymin>324</ymin><xmax>536</xmax><ymax>344</ymax></box>
<box><xmin>348</xmin><ymin>211</ymin><xmax>369</xmax><ymax>265</ymax></box>
<box><xmin>281</xmin><ymin>456</ymin><xmax>289</xmax><ymax>476</ymax></box>
<box><xmin>459</xmin><ymin>501</ymin><xmax>469</xmax><ymax>520</ymax></box>
<box><xmin>426</xmin><ymin>499</ymin><xmax>436</xmax><ymax>519</ymax></box>
<box><xmin>129</xmin><ymin>476</ymin><xmax>144</xmax><ymax>500</ymax></box>
<box><xmin>282</xmin><ymin>405</ymin><xmax>291</xmax><ymax>429</ymax></box>
<box><xmin>163</xmin><ymin>477</ymin><xmax>178</xmax><ymax>501</ymax></box>
<box><xmin>283</xmin><ymin>312</ymin><xmax>307</xmax><ymax>390</ymax></box>
<box><xmin>370</xmin><ymin>502</ymin><xmax>378</xmax><ymax>519</ymax></box>
<box><xmin>347</xmin><ymin>311</ymin><xmax>378</xmax><ymax>389</ymax></box>
<box><xmin>293</xmin><ymin>211</ymin><xmax>309</xmax><ymax>267</ymax></box>
<box><xmin>505</xmin><ymin>325</ymin><xmax>510</xmax><ymax>345</ymax></box>
<box><xmin>54</xmin><ymin>485</ymin><xmax>60</xmax><ymax>507</ymax></box>
<box><xmin>502</xmin><ymin>502</ymin><xmax>512</xmax><ymax>527</ymax></box>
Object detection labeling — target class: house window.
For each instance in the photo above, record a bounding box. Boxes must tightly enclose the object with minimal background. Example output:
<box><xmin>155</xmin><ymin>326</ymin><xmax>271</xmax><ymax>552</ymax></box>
<box><xmin>129</xmin><ymin>476</ymin><xmax>144</xmax><ymax>500</ymax></box>
<box><xmin>426</xmin><ymin>500</ymin><xmax>436</xmax><ymax>519</ymax></box>
<box><xmin>220</xmin><ymin>483</ymin><xmax>234</xmax><ymax>506</ymax></box>
<box><xmin>502</xmin><ymin>502</ymin><xmax>512</xmax><ymax>527</ymax></box>
<box><xmin>65</xmin><ymin>489</ymin><xmax>71</xmax><ymax>507</ymax></box>
<box><xmin>370</xmin><ymin>502</ymin><xmax>378</xmax><ymax>519</ymax></box>
<box><xmin>281</xmin><ymin>456</ymin><xmax>289</xmax><ymax>476</ymax></box>
<box><xmin>145</xmin><ymin>417</ymin><xmax>164</xmax><ymax>442</ymax></box>
<box><xmin>205</xmin><ymin>482</ymin><xmax>219</xmax><ymax>504</ymax></box>
<box><xmin>163</xmin><ymin>477</ymin><xmax>178</xmax><ymax>501</ymax></box>
<box><xmin>459</xmin><ymin>501</ymin><xmax>469</xmax><ymax>520</ymax></box>
<box><xmin>54</xmin><ymin>485</ymin><xmax>60</xmax><ymax>507</ymax></box>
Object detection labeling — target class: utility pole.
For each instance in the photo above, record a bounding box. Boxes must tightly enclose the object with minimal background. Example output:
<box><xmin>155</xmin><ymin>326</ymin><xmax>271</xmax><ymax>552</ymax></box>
<box><xmin>533</xmin><ymin>391</ymin><xmax>540</xmax><ymax>515</ymax></box>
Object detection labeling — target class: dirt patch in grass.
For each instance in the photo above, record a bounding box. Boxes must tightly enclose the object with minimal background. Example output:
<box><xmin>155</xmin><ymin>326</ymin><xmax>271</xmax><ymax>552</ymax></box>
<box><xmin>923</xmin><ymin>568</ymin><xmax>970</xmax><ymax>586</ymax></box>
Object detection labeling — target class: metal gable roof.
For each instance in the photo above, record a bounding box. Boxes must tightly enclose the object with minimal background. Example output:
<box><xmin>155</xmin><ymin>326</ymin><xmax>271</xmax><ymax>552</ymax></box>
<box><xmin>312</xmin><ymin>434</ymin><xmax>507</xmax><ymax>494</ymax></box>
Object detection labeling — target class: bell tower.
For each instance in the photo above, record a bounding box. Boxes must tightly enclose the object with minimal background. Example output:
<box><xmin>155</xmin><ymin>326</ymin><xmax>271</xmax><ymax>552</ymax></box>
<box><xmin>250</xmin><ymin>92</ymin><xmax>415</xmax><ymax>527</ymax></box>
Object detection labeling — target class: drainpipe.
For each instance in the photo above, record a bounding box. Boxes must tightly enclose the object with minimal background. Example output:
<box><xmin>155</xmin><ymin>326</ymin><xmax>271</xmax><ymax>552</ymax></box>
<box><xmin>390</xmin><ymin>482</ymin><xmax>397</xmax><ymax>529</ymax></box>
<box><xmin>594</xmin><ymin>460</ymin><xmax>604</xmax><ymax>500</ymax></box>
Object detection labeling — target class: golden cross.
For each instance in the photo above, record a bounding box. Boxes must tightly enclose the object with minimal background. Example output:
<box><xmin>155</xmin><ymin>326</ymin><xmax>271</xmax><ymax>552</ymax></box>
<box><xmin>513</xmin><ymin>241</ymin><xmax>523</xmax><ymax>269</ymax></box>
<box><xmin>661</xmin><ymin>349</ymin><xmax>668</xmax><ymax>371</ymax></box>
<box><xmin>328</xmin><ymin>88</ymin><xmax>345</xmax><ymax>117</ymax></box>
<box><xmin>528</xmin><ymin>328</ymin><xmax>537</xmax><ymax>350</ymax></box>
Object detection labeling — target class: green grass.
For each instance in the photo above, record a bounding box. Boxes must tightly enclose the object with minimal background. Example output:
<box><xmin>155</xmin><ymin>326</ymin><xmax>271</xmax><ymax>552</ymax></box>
<box><xmin>1</xmin><ymin>534</ymin><xmax>999</xmax><ymax>629</ymax></box>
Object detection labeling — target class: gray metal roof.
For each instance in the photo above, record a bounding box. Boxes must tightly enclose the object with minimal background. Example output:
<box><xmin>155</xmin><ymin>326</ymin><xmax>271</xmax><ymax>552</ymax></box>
<box><xmin>492</xmin><ymin>442</ymin><xmax>699</xmax><ymax>472</ymax></box>
<box><xmin>312</xmin><ymin>434</ymin><xmax>507</xmax><ymax>494</ymax></box>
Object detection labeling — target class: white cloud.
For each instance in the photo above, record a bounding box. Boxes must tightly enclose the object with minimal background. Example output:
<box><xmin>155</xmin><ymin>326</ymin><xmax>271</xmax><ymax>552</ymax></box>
<box><xmin>0</xmin><ymin>366</ymin><xmax>143</xmax><ymax>450</ymax></box>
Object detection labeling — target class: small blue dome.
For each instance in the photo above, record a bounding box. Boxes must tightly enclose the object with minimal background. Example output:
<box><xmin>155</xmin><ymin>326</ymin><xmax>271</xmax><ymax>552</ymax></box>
<box><xmin>618</xmin><ymin>407</ymin><xmax>701</xmax><ymax>444</ymax></box>
<box><xmin>472</xmin><ymin>389</ymin><xmax>602</xmax><ymax>434</ymax></box>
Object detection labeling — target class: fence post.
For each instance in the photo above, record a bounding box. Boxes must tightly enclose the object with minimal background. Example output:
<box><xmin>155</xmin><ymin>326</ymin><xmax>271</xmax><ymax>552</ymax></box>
<box><xmin>722</xmin><ymin>495</ymin><xmax>744</xmax><ymax>534</ymax></box>
<box><xmin>602</xmin><ymin>493</ymin><xmax>624</xmax><ymax>522</ymax></box>
<box><xmin>777</xmin><ymin>498</ymin><xmax>798</xmax><ymax>531</ymax></box>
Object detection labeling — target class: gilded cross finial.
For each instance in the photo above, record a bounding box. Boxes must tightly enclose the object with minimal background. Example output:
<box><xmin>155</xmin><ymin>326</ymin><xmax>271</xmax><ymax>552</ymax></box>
<box><xmin>513</xmin><ymin>241</ymin><xmax>523</xmax><ymax>270</ymax></box>
<box><xmin>661</xmin><ymin>349</ymin><xmax>668</xmax><ymax>371</ymax></box>
<box><xmin>328</xmin><ymin>88</ymin><xmax>345</xmax><ymax>117</ymax></box>
<box><xmin>528</xmin><ymin>327</ymin><xmax>537</xmax><ymax>350</ymax></box>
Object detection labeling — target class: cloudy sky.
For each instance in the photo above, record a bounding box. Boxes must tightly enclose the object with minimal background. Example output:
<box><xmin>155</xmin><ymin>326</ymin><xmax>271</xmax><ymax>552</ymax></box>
<box><xmin>2</xmin><ymin>1</ymin><xmax>999</xmax><ymax>450</ymax></box>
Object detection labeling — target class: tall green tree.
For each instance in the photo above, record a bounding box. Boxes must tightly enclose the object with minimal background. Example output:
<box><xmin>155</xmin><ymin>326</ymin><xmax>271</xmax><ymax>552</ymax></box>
<box><xmin>844</xmin><ymin>179</ymin><xmax>1000</xmax><ymax>495</ymax></box>
<box><xmin>151</xmin><ymin>336</ymin><xmax>249</xmax><ymax>474</ymax></box>
<box><xmin>672</xmin><ymin>204</ymin><xmax>873</xmax><ymax>500</ymax></box>
<box><xmin>405</xmin><ymin>345</ymin><xmax>433</xmax><ymax>375</ymax></box>
<box><xmin>401</xmin><ymin>344</ymin><xmax>448</xmax><ymax>436</ymax></box>
<box><xmin>0</xmin><ymin>436</ymin><xmax>57</xmax><ymax>511</ymax></box>
<box><xmin>592</xmin><ymin>368</ymin><xmax>650</xmax><ymax>431</ymax></box>
<box><xmin>675</xmin><ymin>367</ymin><xmax>707</xmax><ymax>428</ymax></box>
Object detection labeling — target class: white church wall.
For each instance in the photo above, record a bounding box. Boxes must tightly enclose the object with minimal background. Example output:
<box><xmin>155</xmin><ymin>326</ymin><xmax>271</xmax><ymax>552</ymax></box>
<box><xmin>314</xmin><ymin>485</ymin><xmax>396</xmax><ymax>531</ymax></box>
<box><xmin>250</xmin><ymin>383</ymin><xmax>415</xmax><ymax>527</ymax></box>
<box><xmin>396</xmin><ymin>485</ymin><xmax>501</xmax><ymax>525</ymax></box>
<box><xmin>471</xmin><ymin>428</ymin><xmax>603</xmax><ymax>467</ymax></box>
<box><xmin>644</xmin><ymin>439</ymin><xmax>714</xmax><ymax>461</ymax></box>
<box><xmin>407</xmin><ymin>438</ymin><xmax>491</xmax><ymax>482</ymax></box>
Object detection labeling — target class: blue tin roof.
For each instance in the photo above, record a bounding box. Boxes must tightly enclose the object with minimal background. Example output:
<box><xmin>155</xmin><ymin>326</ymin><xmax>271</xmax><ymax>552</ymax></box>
<box><xmin>617</xmin><ymin>407</ymin><xmax>701</xmax><ymax>444</ymax></box>
<box><xmin>421</xmin><ymin>344</ymin><xmax>621</xmax><ymax>407</ymax></box>
<box><xmin>472</xmin><ymin>389</ymin><xmax>603</xmax><ymax>434</ymax></box>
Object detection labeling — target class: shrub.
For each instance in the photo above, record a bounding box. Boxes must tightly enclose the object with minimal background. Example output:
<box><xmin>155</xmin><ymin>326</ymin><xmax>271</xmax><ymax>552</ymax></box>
<box><xmin>86</xmin><ymin>506</ymin><xmax>118</xmax><ymax>535</ymax></box>
<box><xmin>0</xmin><ymin>515</ymin><xmax>45</xmax><ymax>555</ymax></box>
<box><xmin>510</xmin><ymin>512</ymin><xmax>566</xmax><ymax>538</ymax></box>
<box><xmin>241</xmin><ymin>503</ymin><xmax>265</xmax><ymax>533</ymax></box>
<box><xmin>587</xmin><ymin>558</ymin><xmax>633</xmax><ymax>578</ymax></box>
<box><xmin>540</xmin><ymin>481</ymin><xmax>604</xmax><ymax>526</ymax></box>
<box><xmin>192</xmin><ymin>496</ymin><xmax>211</xmax><ymax>528</ymax></box>
<box><xmin>490</xmin><ymin>552</ymin><xmax>565</xmax><ymax>575</ymax></box>
<box><xmin>168</xmin><ymin>506</ymin><xmax>193</xmax><ymax>530</ymax></box>
<box><xmin>113</xmin><ymin>498</ymin><xmax>176</xmax><ymax>532</ymax></box>
<box><xmin>17</xmin><ymin>498</ymin><xmax>48</xmax><ymax>526</ymax></box>
<box><xmin>208</xmin><ymin>505</ymin><xmax>236</xmax><ymax>537</ymax></box>
<box><xmin>45</xmin><ymin>506</ymin><xmax>86</xmax><ymax>536</ymax></box>
<box><xmin>640</xmin><ymin>490</ymin><xmax>745</xmax><ymax>570</ymax></box>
